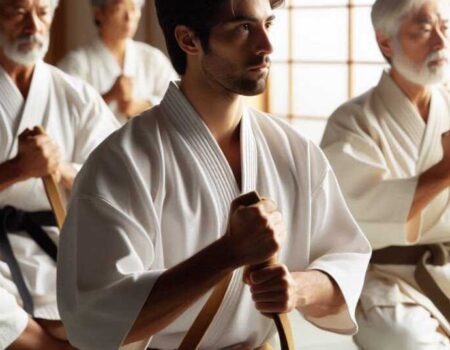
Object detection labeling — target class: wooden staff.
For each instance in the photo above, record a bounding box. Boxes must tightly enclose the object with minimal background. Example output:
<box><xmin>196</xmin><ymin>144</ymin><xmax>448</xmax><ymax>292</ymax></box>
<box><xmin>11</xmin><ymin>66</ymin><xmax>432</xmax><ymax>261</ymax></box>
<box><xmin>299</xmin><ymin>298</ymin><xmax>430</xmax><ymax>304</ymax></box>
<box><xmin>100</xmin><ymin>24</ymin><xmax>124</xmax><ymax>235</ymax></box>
<box><xmin>35</xmin><ymin>126</ymin><xmax>66</xmax><ymax>229</ymax></box>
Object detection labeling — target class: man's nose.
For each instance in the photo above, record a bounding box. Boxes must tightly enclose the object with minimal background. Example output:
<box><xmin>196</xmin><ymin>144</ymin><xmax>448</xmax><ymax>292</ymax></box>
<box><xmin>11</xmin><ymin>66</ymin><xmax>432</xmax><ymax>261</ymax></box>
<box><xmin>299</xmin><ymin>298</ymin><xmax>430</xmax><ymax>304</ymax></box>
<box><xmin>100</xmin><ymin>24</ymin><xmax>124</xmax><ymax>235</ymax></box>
<box><xmin>255</xmin><ymin>27</ymin><xmax>274</xmax><ymax>56</ymax></box>
<box><xmin>432</xmin><ymin>26</ymin><xmax>448</xmax><ymax>51</ymax></box>
<box><xmin>22</xmin><ymin>11</ymin><xmax>40</xmax><ymax>35</ymax></box>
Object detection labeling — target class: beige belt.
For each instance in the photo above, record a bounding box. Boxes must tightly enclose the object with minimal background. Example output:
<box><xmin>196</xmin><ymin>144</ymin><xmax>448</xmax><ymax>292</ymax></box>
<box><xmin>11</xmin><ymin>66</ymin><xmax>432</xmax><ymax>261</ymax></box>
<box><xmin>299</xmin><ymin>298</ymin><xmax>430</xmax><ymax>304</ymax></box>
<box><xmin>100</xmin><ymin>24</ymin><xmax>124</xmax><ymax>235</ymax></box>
<box><xmin>371</xmin><ymin>243</ymin><xmax>450</xmax><ymax>322</ymax></box>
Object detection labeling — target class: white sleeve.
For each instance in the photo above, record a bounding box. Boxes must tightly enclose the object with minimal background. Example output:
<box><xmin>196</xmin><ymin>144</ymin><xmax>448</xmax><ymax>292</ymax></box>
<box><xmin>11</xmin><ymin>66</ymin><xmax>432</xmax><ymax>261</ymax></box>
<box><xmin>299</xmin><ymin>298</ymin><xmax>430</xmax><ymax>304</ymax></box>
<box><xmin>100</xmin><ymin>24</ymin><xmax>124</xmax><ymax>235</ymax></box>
<box><xmin>306</xmin><ymin>163</ymin><xmax>371</xmax><ymax>335</ymax></box>
<box><xmin>321</xmin><ymin>111</ymin><xmax>420</xmax><ymax>249</ymax></box>
<box><xmin>58</xmin><ymin>196</ymin><xmax>163</xmax><ymax>350</ymax></box>
<box><xmin>58</xmin><ymin>146</ymin><xmax>164</xmax><ymax>350</ymax></box>
<box><xmin>58</xmin><ymin>52</ymin><xmax>88</xmax><ymax>82</ymax></box>
<box><xmin>0</xmin><ymin>287</ymin><xmax>28</xmax><ymax>349</ymax></box>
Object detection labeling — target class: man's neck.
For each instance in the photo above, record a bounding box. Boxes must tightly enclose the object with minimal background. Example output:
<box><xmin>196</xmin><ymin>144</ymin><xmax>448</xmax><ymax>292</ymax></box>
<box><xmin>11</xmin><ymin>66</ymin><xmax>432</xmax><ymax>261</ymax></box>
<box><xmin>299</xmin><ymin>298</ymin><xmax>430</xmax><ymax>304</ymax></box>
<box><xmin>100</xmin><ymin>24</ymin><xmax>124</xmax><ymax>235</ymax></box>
<box><xmin>390</xmin><ymin>68</ymin><xmax>432</xmax><ymax>122</ymax></box>
<box><xmin>0</xmin><ymin>50</ymin><xmax>35</xmax><ymax>98</ymax></box>
<box><xmin>100</xmin><ymin>32</ymin><xmax>127</xmax><ymax>68</ymax></box>
<box><xmin>179</xmin><ymin>71</ymin><xmax>243</xmax><ymax>147</ymax></box>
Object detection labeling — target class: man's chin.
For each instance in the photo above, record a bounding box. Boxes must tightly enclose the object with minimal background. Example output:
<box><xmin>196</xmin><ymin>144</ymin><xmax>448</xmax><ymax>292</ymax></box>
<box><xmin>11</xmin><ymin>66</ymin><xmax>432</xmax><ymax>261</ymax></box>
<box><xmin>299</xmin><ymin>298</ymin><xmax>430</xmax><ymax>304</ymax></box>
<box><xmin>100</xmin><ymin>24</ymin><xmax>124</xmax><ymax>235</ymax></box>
<box><xmin>233</xmin><ymin>77</ymin><xmax>268</xmax><ymax>96</ymax></box>
<box><xmin>4</xmin><ymin>48</ymin><xmax>46</xmax><ymax>66</ymax></box>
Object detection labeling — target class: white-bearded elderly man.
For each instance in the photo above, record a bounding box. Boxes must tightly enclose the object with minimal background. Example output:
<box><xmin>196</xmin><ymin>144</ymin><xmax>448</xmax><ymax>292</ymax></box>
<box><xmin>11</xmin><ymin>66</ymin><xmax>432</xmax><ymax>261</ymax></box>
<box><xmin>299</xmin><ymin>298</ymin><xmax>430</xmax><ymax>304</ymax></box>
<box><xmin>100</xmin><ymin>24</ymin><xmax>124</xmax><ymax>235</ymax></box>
<box><xmin>0</xmin><ymin>0</ymin><xmax>119</xmax><ymax>348</ymax></box>
<box><xmin>58</xmin><ymin>0</ymin><xmax>177</xmax><ymax>125</ymax></box>
<box><xmin>321</xmin><ymin>0</ymin><xmax>450</xmax><ymax>349</ymax></box>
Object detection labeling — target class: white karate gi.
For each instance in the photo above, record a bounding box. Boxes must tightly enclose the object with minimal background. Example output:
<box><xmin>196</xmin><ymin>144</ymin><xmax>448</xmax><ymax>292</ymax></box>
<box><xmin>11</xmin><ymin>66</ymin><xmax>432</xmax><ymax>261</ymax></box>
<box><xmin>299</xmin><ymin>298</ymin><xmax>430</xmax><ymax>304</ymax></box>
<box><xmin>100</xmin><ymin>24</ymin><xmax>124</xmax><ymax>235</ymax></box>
<box><xmin>57</xmin><ymin>82</ymin><xmax>371</xmax><ymax>350</ymax></box>
<box><xmin>0</xmin><ymin>60</ymin><xmax>118</xmax><ymax>347</ymax></box>
<box><xmin>0</xmin><ymin>285</ymin><xmax>28</xmax><ymax>349</ymax></box>
<box><xmin>58</xmin><ymin>36</ymin><xmax>177</xmax><ymax>124</ymax></box>
<box><xmin>321</xmin><ymin>71</ymin><xmax>450</xmax><ymax>350</ymax></box>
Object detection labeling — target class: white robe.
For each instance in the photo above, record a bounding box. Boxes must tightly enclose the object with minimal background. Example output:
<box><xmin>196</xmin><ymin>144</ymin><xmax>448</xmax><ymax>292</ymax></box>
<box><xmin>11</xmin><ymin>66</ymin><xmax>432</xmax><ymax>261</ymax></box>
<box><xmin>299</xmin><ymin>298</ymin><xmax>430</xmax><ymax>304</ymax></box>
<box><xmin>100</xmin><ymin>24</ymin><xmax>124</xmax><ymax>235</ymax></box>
<box><xmin>57</xmin><ymin>82</ymin><xmax>371</xmax><ymax>350</ymax></box>
<box><xmin>321</xmin><ymin>71</ymin><xmax>450</xmax><ymax>335</ymax></box>
<box><xmin>58</xmin><ymin>37</ymin><xmax>177</xmax><ymax>124</ymax></box>
<box><xmin>0</xmin><ymin>60</ymin><xmax>118</xmax><ymax>330</ymax></box>
<box><xmin>0</xmin><ymin>285</ymin><xmax>28</xmax><ymax>349</ymax></box>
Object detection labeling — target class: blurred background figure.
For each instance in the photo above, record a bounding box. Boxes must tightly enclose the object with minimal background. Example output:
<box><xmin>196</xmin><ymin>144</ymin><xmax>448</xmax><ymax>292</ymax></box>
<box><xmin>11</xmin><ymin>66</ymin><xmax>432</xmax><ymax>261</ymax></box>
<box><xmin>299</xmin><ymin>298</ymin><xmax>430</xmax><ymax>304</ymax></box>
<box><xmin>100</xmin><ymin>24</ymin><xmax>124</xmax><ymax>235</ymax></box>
<box><xmin>59</xmin><ymin>0</ymin><xmax>177</xmax><ymax>124</ymax></box>
<box><xmin>0</xmin><ymin>0</ymin><xmax>117</xmax><ymax>348</ymax></box>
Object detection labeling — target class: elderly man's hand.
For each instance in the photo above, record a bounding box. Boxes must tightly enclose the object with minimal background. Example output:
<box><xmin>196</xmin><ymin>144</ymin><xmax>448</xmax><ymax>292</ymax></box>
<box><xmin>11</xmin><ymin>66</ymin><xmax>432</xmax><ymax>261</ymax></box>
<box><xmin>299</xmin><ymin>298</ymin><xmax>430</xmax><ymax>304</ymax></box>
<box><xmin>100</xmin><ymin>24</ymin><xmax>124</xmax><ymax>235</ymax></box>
<box><xmin>14</xmin><ymin>127</ymin><xmax>61</xmax><ymax>181</ymax></box>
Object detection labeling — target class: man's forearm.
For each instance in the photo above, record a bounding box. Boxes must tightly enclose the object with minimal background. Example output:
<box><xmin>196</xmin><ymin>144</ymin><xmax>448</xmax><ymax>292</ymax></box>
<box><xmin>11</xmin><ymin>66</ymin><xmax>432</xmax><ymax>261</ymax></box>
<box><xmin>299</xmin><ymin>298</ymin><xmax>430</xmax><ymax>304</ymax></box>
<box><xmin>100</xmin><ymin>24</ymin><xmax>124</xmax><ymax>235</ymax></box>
<box><xmin>409</xmin><ymin>160</ymin><xmax>450</xmax><ymax>220</ymax></box>
<box><xmin>0</xmin><ymin>158</ymin><xmax>28</xmax><ymax>192</ymax></box>
<box><xmin>292</xmin><ymin>270</ymin><xmax>345</xmax><ymax>318</ymax></box>
<box><xmin>125</xmin><ymin>235</ymin><xmax>238</xmax><ymax>344</ymax></box>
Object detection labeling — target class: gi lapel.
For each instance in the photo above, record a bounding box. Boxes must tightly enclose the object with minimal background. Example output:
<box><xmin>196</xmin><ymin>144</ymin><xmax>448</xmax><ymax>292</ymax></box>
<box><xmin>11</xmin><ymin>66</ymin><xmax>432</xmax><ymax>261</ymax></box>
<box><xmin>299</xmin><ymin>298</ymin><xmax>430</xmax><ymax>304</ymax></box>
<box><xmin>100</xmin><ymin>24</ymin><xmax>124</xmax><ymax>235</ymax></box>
<box><xmin>417</xmin><ymin>88</ymin><xmax>449</xmax><ymax>172</ymax></box>
<box><xmin>161</xmin><ymin>82</ymin><xmax>247</xmax><ymax>217</ymax></box>
<box><xmin>94</xmin><ymin>37</ymin><xmax>122</xmax><ymax>78</ymax></box>
<box><xmin>8</xmin><ymin>61</ymin><xmax>50</xmax><ymax>159</ymax></box>
<box><xmin>160</xmin><ymin>83</ymin><xmax>259</xmax><ymax>344</ymax></box>
<box><xmin>377</xmin><ymin>71</ymin><xmax>426</xmax><ymax>162</ymax></box>
<box><xmin>123</xmin><ymin>39</ymin><xmax>136</xmax><ymax>78</ymax></box>
<box><xmin>0</xmin><ymin>65</ymin><xmax>24</xmax><ymax>161</ymax></box>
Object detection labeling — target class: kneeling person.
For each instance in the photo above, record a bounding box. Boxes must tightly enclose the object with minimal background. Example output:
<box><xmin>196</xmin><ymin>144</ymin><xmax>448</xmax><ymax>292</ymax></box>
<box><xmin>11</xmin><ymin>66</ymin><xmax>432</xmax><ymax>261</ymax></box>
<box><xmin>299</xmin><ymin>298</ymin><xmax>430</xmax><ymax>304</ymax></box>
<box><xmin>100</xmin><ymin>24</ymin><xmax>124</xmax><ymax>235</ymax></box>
<box><xmin>58</xmin><ymin>0</ymin><xmax>371</xmax><ymax>349</ymax></box>
<box><xmin>0</xmin><ymin>0</ymin><xmax>118</xmax><ymax>348</ymax></box>
<box><xmin>322</xmin><ymin>0</ymin><xmax>450</xmax><ymax>349</ymax></box>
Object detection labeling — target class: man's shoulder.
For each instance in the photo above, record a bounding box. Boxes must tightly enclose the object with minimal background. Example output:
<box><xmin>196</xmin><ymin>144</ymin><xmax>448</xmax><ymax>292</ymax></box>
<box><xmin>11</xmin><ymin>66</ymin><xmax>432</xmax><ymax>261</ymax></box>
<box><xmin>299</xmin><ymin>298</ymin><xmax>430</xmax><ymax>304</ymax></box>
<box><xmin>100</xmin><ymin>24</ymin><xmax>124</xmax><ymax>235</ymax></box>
<box><xmin>132</xmin><ymin>40</ymin><xmax>163</xmax><ymax>57</ymax></box>
<box><xmin>46</xmin><ymin>63</ymin><xmax>100</xmax><ymax>101</ymax></box>
<box><xmin>248</xmin><ymin>107</ymin><xmax>310</xmax><ymax>146</ymax></box>
<box><xmin>57</xmin><ymin>44</ymin><xmax>92</xmax><ymax>68</ymax></box>
<box><xmin>326</xmin><ymin>88</ymin><xmax>376</xmax><ymax>131</ymax></box>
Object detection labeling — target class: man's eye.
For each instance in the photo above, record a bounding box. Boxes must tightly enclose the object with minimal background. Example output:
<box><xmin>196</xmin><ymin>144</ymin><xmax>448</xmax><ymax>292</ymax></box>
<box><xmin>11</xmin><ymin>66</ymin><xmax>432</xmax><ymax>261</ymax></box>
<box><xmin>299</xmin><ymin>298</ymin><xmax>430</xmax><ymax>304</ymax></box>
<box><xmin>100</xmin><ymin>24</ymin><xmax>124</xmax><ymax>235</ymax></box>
<box><xmin>9</xmin><ymin>7</ymin><xmax>26</xmax><ymax>16</ymax></box>
<box><xmin>265</xmin><ymin>21</ymin><xmax>273</xmax><ymax>30</ymax></box>
<box><xmin>39</xmin><ymin>7</ymin><xmax>50</xmax><ymax>16</ymax></box>
<box><xmin>241</xmin><ymin>23</ymin><xmax>251</xmax><ymax>31</ymax></box>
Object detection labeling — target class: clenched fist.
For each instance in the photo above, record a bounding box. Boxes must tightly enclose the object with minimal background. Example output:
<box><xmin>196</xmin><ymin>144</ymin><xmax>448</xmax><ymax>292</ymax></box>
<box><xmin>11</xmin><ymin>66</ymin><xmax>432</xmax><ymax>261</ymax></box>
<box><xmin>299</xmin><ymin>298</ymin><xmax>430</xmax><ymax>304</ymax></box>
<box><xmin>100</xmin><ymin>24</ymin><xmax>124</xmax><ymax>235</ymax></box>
<box><xmin>15</xmin><ymin>127</ymin><xmax>61</xmax><ymax>181</ymax></box>
<box><xmin>225</xmin><ymin>197</ymin><xmax>285</xmax><ymax>268</ymax></box>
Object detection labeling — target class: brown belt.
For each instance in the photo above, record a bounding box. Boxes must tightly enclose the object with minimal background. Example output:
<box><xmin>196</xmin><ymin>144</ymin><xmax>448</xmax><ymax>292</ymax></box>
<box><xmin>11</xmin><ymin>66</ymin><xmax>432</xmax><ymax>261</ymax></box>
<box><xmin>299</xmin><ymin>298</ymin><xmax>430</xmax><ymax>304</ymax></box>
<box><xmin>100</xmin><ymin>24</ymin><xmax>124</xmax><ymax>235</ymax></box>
<box><xmin>178</xmin><ymin>192</ymin><xmax>294</xmax><ymax>350</ymax></box>
<box><xmin>371</xmin><ymin>243</ymin><xmax>450</xmax><ymax>322</ymax></box>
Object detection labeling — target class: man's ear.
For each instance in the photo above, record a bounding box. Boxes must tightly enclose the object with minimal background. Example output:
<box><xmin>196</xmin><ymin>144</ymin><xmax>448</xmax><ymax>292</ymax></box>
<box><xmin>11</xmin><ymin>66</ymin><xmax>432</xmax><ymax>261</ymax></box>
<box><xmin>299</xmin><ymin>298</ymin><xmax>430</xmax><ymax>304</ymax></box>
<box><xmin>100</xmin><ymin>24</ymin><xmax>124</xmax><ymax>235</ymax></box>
<box><xmin>174</xmin><ymin>25</ymin><xmax>202</xmax><ymax>56</ymax></box>
<box><xmin>376</xmin><ymin>31</ymin><xmax>394</xmax><ymax>60</ymax></box>
<box><xmin>93</xmin><ymin>6</ymin><xmax>104</xmax><ymax>27</ymax></box>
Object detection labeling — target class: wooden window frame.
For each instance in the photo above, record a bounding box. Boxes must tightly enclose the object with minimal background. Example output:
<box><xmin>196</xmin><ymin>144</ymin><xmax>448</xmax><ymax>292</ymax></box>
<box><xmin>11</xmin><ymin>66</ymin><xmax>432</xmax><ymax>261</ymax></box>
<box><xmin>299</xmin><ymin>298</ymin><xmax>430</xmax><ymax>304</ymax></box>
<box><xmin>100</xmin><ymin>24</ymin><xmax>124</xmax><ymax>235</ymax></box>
<box><xmin>267</xmin><ymin>1</ymin><xmax>384</xmax><ymax>121</ymax></box>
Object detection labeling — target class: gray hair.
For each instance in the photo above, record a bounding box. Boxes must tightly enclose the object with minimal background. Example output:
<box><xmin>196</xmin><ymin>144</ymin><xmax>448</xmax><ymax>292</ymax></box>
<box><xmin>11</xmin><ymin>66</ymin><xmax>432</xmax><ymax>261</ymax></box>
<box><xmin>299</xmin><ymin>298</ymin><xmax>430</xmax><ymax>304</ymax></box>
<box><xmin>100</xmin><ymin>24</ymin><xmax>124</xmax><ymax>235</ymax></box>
<box><xmin>90</xmin><ymin>0</ymin><xmax>144</xmax><ymax>7</ymax></box>
<box><xmin>0</xmin><ymin>0</ymin><xmax>59</xmax><ymax>11</ymax></box>
<box><xmin>372</xmin><ymin>0</ymin><xmax>447</xmax><ymax>38</ymax></box>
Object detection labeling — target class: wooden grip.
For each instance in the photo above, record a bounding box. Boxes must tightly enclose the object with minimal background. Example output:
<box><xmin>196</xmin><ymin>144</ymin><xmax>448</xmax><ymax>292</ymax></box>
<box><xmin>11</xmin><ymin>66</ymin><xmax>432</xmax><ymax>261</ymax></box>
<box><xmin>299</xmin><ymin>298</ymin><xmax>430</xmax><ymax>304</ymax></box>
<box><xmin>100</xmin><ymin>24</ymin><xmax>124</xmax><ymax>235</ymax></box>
<box><xmin>238</xmin><ymin>192</ymin><xmax>295</xmax><ymax>350</ymax></box>
<box><xmin>180</xmin><ymin>191</ymin><xmax>295</xmax><ymax>350</ymax></box>
<box><xmin>35</xmin><ymin>126</ymin><xmax>66</xmax><ymax>229</ymax></box>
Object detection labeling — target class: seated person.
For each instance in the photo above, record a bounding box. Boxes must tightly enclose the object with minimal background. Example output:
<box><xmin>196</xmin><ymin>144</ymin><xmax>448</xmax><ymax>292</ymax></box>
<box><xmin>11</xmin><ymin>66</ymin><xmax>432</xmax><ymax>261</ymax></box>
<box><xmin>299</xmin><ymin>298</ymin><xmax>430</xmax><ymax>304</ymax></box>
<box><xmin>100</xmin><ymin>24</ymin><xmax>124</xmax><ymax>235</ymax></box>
<box><xmin>0</xmin><ymin>0</ymin><xmax>118</xmax><ymax>348</ymax></box>
<box><xmin>59</xmin><ymin>0</ymin><xmax>177</xmax><ymax>124</ymax></box>
<box><xmin>57</xmin><ymin>0</ymin><xmax>371</xmax><ymax>349</ymax></box>
<box><xmin>321</xmin><ymin>0</ymin><xmax>450</xmax><ymax>349</ymax></box>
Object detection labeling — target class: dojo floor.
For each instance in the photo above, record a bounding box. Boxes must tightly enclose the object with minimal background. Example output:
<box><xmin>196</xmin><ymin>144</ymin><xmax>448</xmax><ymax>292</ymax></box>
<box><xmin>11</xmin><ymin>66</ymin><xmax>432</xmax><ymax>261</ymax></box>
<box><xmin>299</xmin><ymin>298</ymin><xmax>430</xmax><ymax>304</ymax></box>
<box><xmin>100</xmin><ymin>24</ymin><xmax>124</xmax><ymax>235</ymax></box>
<box><xmin>270</xmin><ymin>311</ymin><xmax>359</xmax><ymax>350</ymax></box>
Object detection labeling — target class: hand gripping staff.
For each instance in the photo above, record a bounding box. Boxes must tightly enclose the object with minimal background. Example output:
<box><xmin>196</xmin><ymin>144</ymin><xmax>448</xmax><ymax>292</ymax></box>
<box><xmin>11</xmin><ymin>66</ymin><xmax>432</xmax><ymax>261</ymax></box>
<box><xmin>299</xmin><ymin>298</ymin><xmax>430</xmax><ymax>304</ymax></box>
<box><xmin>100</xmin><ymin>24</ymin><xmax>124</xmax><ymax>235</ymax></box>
<box><xmin>179</xmin><ymin>191</ymin><xmax>294</xmax><ymax>350</ymax></box>
<box><xmin>35</xmin><ymin>126</ymin><xmax>66</xmax><ymax>229</ymax></box>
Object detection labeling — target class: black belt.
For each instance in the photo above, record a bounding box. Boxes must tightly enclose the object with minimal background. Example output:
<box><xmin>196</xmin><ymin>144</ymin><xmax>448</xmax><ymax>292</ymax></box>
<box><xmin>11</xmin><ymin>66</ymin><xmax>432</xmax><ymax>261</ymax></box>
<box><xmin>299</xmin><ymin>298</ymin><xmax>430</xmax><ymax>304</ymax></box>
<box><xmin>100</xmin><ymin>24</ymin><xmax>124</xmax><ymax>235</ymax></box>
<box><xmin>0</xmin><ymin>206</ymin><xmax>57</xmax><ymax>315</ymax></box>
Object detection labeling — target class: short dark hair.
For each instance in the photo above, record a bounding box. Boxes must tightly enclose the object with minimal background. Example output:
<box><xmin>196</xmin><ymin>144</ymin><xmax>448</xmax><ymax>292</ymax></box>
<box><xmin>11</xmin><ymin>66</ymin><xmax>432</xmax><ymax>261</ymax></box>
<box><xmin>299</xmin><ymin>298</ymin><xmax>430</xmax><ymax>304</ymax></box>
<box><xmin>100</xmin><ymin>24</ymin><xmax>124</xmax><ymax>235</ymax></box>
<box><xmin>155</xmin><ymin>0</ymin><xmax>284</xmax><ymax>75</ymax></box>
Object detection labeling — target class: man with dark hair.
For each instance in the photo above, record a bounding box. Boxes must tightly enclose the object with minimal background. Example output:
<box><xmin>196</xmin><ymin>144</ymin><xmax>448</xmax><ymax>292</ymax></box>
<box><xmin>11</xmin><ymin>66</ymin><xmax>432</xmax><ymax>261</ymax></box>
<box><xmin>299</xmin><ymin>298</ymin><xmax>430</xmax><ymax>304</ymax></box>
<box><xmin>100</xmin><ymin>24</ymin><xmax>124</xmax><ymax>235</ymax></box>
<box><xmin>58</xmin><ymin>1</ymin><xmax>371</xmax><ymax>349</ymax></box>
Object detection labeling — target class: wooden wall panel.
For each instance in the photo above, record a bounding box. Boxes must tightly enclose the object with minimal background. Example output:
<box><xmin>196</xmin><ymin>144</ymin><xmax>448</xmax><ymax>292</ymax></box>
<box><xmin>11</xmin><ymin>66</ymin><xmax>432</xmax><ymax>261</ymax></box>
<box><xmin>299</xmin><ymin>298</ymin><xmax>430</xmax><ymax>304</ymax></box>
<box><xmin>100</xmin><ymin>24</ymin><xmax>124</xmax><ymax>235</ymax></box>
<box><xmin>45</xmin><ymin>0</ymin><xmax>67</xmax><ymax>65</ymax></box>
